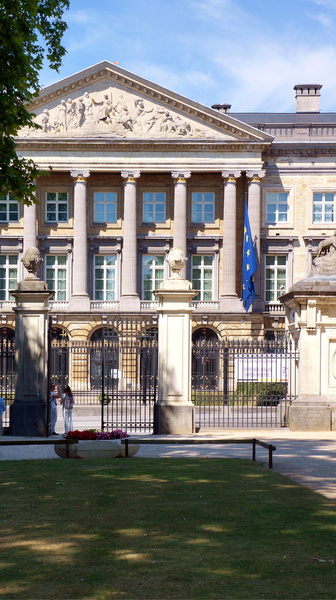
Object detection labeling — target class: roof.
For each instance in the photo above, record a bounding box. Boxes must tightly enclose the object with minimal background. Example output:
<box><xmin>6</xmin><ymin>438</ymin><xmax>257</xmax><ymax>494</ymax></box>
<box><xmin>230</xmin><ymin>112</ymin><xmax>336</xmax><ymax>126</ymax></box>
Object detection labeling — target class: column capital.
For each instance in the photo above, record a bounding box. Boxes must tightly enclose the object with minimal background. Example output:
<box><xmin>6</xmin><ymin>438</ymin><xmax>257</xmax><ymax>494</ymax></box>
<box><xmin>222</xmin><ymin>170</ymin><xmax>241</xmax><ymax>182</ymax></box>
<box><xmin>70</xmin><ymin>170</ymin><xmax>90</xmax><ymax>182</ymax></box>
<box><xmin>246</xmin><ymin>170</ymin><xmax>266</xmax><ymax>182</ymax></box>
<box><xmin>171</xmin><ymin>171</ymin><xmax>191</xmax><ymax>183</ymax></box>
<box><xmin>121</xmin><ymin>170</ymin><xmax>141</xmax><ymax>183</ymax></box>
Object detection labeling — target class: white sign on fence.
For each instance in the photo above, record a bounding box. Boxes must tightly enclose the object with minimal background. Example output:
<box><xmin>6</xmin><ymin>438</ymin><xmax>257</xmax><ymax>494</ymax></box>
<box><xmin>235</xmin><ymin>354</ymin><xmax>288</xmax><ymax>382</ymax></box>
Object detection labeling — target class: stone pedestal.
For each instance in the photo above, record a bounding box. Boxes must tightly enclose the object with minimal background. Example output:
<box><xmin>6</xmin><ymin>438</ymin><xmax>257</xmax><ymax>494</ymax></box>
<box><xmin>155</xmin><ymin>257</ymin><xmax>197</xmax><ymax>434</ymax></box>
<box><xmin>10</xmin><ymin>275</ymin><xmax>53</xmax><ymax>436</ymax></box>
<box><xmin>281</xmin><ymin>275</ymin><xmax>336</xmax><ymax>431</ymax></box>
<box><xmin>119</xmin><ymin>295</ymin><xmax>140</xmax><ymax>312</ymax></box>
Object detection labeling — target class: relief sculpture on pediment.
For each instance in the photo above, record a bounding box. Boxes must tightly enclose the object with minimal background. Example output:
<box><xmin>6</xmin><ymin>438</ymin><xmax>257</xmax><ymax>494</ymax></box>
<box><xmin>20</xmin><ymin>87</ymin><xmax>229</xmax><ymax>140</ymax></box>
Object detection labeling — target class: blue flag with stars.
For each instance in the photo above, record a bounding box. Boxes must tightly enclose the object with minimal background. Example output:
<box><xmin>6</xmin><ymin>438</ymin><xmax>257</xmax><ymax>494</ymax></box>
<box><xmin>242</xmin><ymin>201</ymin><xmax>257</xmax><ymax>312</ymax></box>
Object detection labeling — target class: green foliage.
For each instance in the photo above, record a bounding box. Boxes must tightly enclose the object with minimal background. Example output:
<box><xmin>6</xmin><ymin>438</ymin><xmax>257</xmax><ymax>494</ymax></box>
<box><xmin>0</xmin><ymin>0</ymin><xmax>70</xmax><ymax>203</ymax></box>
<box><xmin>236</xmin><ymin>381</ymin><xmax>288</xmax><ymax>405</ymax></box>
<box><xmin>192</xmin><ymin>382</ymin><xmax>288</xmax><ymax>406</ymax></box>
<box><xmin>98</xmin><ymin>393</ymin><xmax>111</xmax><ymax>405</ymax></box>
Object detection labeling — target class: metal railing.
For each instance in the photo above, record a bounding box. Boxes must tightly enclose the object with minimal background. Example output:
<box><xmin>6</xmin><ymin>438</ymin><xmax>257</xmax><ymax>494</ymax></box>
<box><xmin>192</xmin><ymin>338</ymin><xmax>298</xmax><ymax>429</ymax></box>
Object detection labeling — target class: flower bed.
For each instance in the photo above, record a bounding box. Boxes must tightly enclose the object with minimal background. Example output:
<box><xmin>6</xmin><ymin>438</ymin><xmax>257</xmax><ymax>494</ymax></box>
<box><xmin>65</xmin><ymin>429</ymin><xmax>129</xmax><ymax>441</ymax></box>
<box><xmin>54</xmin><ymin>429</ymin><xmax>139</xmax><ymax>459</ymax></box>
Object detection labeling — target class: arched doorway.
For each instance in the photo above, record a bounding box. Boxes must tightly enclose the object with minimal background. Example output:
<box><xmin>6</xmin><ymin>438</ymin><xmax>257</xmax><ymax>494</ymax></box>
<box><xmin>0</xmin><ymin>328</ymin><xmax>15</xmax><ymax>406</ymax></box>
<box><xmin>49</xmin><ymin>327</ymin><xmax>69</xmax><ymax>389</ymax></box>
<box><xmin>90</xmin><ymin>327</ymin><xmax>119</xmax><ymax>392</ymax></box>
<box><xmin>192</xmin><ymin>327</ymin><xmax>219</xmax><ymax>391</ymax></box>
<box><xmin>139</xmin><ymin>328</ymin><xmax>158</xmax><ymax>405</ymax></box>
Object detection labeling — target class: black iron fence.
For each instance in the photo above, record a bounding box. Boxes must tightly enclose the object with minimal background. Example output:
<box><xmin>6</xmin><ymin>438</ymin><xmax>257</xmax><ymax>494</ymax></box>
<box><xmin>192</xmin><ymin>338</ymin><xmax>298</xmax><ymax>429</ymax></box>
<box><xmin>0</xmin><ymin>339</ymin><xmax>16</xmax><ymax>429</ymax></box>
<box><xmin>1</xmin><ymin>329</ymin><xmax>298</xmax><ymax>433</ymax></box>
<box><xmin>49</xmin><ymin>317</ymin><xmax>158</xmax><ymax>433</ymax></box>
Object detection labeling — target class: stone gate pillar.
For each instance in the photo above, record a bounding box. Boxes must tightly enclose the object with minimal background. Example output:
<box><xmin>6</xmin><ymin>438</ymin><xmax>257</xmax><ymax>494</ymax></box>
<box><xmin>154</xmin><ymin>248</ymin><xmax>197</xmax><ymax>434</ymax></box>
<box><xmin>281</xmin><ymin>248</ymin><xmax>336</xmax><ymax>431</ymax></box>
<box><xmin>10</xmin><ymin>248</ymin><xmax>54</xmax><ymax>436</ymax></box>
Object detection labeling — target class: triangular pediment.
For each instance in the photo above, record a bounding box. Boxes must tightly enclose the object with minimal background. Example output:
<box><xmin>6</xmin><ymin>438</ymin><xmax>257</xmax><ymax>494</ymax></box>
<box><xmin>18</xmin><ymin>61</ymin><xmax>272</xmax><ymax>144</ymax></box>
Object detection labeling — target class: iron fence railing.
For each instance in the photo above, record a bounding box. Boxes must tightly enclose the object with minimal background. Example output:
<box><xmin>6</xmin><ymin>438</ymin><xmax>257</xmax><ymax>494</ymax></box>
<box><xmin>49</xmin><ymin>316</ymin><xmax>159</xmax><ymax>433</ymax></box>
<box><xmin>1</xmin><ymin>329</ymin><xmax>299</xmax><ymax>432</ymax></box>
<box><xmin>0</xmin><ymin>339</ymin><xmax>16</xmax><ymax>428</ymax></box>
<box><xmin>192</xmin><ymin>338</ymin><xmax>298</xmax><ymax>429</ymax></box>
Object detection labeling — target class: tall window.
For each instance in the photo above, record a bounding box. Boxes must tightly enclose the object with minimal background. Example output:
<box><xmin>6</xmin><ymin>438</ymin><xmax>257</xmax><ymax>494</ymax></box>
<box><xmin>191</xmin><ymin>192</ymin><xmax>215</xmax><ymax>223</ymax></box>
<box><xmin>266</xmin><ymin>192</ymin><xmax>289</xmax><ymax>223</ymax></box>
<box><xmin>46</xmin><ymin>255</ymin><xmax>67</xmax><ymax>301</ymax></box>
<box><xmin>0</xmin><ymin>255</ymin><xmax>18</xmax><ymax>301</ymax></box>
<box><xmin>46</xmin><ymin>192</ymin><xmax>68</xmax><ymax>223</ymax></box>
<box><xmin>0</xmin><ymin>193</ymin><xmax>19</xmax><ymax>222</ymax></box>
<box><xmin>265</xmin><ymin>255</ymin><xmax>287</xmax><ymax>302</ymax></box>
<box><xmin>313</xmin><ymin>192</ymin><xmax>335</xmax><ymax>223</ymax></box>
<box><xmin>192</xmin><ymin>255</ymin><xmax>214</xmax><ymax>301</ymax></box>
<box><xmin>142</xmin><ymin>255</ymin><xmax>164</xmax><ymax>300</ymax></box>
<box><xmin>94</xmin><ymin>192</ymin><xmax>117</xmax><ymax>223</ymax></box>
<box><xmin>94</xmin><ymin>255</ymin><xmax>117</xmax><ymax>301</ymax></box>
<box><xmin>143</xmin><ymin>192</ymin><xmax>166</xmax><ymax>223</ymax></box>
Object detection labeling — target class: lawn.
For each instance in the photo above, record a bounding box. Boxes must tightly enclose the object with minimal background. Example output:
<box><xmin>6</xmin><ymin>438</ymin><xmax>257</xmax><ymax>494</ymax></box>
<box><xmin>0</xmin><ymin>458</ymin><xmax>335</xmax><ymax>600</ymax></box>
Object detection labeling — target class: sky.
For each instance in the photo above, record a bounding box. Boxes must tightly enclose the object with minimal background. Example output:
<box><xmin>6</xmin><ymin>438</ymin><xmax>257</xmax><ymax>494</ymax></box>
<box><xmin>39</xmin><ymin>0</ymin><xmax>336</xmax><ymax>113</ymax></box>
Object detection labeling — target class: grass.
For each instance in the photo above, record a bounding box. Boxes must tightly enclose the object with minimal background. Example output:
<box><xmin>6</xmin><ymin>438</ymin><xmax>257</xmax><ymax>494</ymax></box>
<box><xmin>0</xmin><ymin>458</ymin><xmax>335</xmax><ymax>600</ymax></box>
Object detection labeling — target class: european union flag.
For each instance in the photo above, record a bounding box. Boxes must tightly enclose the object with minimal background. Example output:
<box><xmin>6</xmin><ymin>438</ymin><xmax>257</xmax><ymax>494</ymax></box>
<box><xmin>242</xmin><ymin>201</ymin><xmax>257</xmax><ymax>312</ymax></box>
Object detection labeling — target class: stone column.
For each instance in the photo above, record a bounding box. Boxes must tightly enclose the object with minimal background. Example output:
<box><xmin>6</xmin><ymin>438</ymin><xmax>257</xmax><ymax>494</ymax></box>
<box><xmin>70</xmin><ymin>170</ymin><xmax>90</xmax><ymax>311</ymax></box>
<box><xmin>120</xmin><ymin>170</ymin><xmax>141</xmax><ymax>311</ymax></box>
<box><xmin>246</xmin><ymin>170</ymin><xmax>265</xmax><ymax>310</ymax></box>
<box><xmin>221</xmin><ymin>171</ymin><xmax>243</xmax><ymax>312</ymax></box>
<box><xmin>10</xmin><ymin>248</ymin><xmax>54</xmax><ymax>436</ymax></box>
<box><xmin>23</xmin><ymin>198</ymin><xmax>37</xmax><ymax>278</ymax></box>
<box><xmin>172</xmin><ymin>171</ymin><xmax>191</xmax><ymax>279</ymax></box>
<box><xmin>155</xmin><ymin>248</ymin><xmax>197</xmax><ymax>434</ymax></box>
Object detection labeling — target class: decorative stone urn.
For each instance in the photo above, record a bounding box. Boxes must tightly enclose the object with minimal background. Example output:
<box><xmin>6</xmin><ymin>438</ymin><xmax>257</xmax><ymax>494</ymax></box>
<box><xmin>54</xmin><ymin>439</ymin><xmax>139</xmax><ymax>459</ymax></box>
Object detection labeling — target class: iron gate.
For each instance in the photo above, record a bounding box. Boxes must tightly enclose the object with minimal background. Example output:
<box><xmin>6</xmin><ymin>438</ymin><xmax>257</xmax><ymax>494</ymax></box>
<box><xmin>0</xmin><ymin>338</ymin><xmax>16</xmax><ymax>430</ymax></box>
<box><xmin>49</xmin><ymin>317</ymin><xmax>158</xmax><ymax>434</ymax></box>
<box><xmin>192</xmin><ymin>338</ymin><xmax>298</xmax><ymax>429</ymax></box>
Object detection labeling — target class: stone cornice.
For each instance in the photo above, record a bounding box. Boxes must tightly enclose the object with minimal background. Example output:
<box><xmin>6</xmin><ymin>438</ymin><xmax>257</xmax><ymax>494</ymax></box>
<box><xmin>265</xmin><ymin>145</ymin><xmax>336</xmax><ymax>158</ymax></box>
<box><xmin>15</xmin><ymin>138</ymin><xmax>270</xmax><ymax>153</ymax></box>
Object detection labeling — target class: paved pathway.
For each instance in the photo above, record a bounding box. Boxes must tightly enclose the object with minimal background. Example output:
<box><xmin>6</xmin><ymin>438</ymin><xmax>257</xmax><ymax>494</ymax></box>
<box><xmin>1</xmin><ymin>429</ymin><xmax>335</xmax><ymax>500</ymax></box>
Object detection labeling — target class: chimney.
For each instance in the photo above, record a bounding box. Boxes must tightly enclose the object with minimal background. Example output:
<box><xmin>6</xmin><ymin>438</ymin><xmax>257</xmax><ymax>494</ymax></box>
<box><xmin>294</xmin><ymin>84</ymin><xmax>322</xmax><ymax>113</ymax></box>
<box><xmin>211</xmin><ymin>103</ymin><xmax>231</xmax><ymax>114</ymax></box>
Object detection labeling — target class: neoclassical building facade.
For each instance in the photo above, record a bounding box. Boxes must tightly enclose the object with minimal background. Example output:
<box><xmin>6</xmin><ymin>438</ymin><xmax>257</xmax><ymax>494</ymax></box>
<box><xmin>0</xmin><ymin>63</ymin><xmax>334</xmax><ymax>341</ymax></box>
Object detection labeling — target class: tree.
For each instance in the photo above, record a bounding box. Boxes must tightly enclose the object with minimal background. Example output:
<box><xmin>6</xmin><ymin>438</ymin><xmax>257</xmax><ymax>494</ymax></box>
<box><xmin>0</xmin><ymin>0</ymin><xmax>70</xmax><ymax>204</ymax></box>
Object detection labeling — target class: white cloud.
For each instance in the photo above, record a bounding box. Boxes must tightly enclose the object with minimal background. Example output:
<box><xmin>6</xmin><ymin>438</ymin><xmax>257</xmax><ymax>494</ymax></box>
<box><xmin>37</xmin><ymin>0</ymin><xmax>336</xmax><ymax>112</ymax></box>
<box><xmin>308</xmin><ymin>0</ymin><xmax>336</xmax><ymax>9</ymax></box>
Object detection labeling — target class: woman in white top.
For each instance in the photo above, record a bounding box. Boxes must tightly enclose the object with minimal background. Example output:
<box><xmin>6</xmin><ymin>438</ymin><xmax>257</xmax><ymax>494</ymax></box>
<box><xmin>60</xmin><ymin>385</ymin><xmax>74</xmax><ymax>434</ymax></box>
<box><xmin>49</xmin><ymin>384</ymin><xmax>58</xmax><ymax>435</ymax></box>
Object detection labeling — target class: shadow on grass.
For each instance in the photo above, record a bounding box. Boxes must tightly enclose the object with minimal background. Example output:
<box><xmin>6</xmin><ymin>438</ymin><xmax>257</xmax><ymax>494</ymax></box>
<box><xmin>0</xmin><ymin>458</ymin><xmax>335</xmax><ymax>600</ymax></box>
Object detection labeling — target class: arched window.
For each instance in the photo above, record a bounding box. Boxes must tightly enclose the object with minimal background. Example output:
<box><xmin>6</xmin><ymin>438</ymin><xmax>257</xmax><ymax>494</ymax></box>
<box><xmin>192</xmin><ymin>327</ymin><xmax>218</xmax><ymax>343</ymax></box>
<box><xmin>0</xmin><ymin>327</ymin><xmax>15</xmax><ymax>341</ymax></box>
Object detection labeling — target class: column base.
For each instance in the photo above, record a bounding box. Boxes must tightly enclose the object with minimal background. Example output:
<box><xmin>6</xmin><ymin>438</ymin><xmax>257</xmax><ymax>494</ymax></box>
<box><xmin>119</xmin><ymin>295</ymin><xmax>140</xmax><ymax>312</ymax></box>
<box><xmin>69</xmin><ymin>295</ymin><xmax>90</xmax><ymax>312</ymax></box>
<box><xmin>10</xmin><ymin>401</ymin><xmax>47</xmax><ymax>436</ymax></box>
<box><xmin>157</xmin><ymin>404</ymin><xmax>195</xmax><ymax>434</ymax></box>
<box><xmin>220</xmin><ymin>296</ymin><xmax>244</xmax><ymax>313</ymax></box>
<box><xmin>289</xmin><ymin>395</ymin><xmax>336</xmax><ymax>431</ymax></box>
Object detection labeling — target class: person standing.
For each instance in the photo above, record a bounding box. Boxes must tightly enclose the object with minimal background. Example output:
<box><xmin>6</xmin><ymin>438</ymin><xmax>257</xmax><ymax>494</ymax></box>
<box><xmin>49</xmin><ymin>384</ymin><xmax>58</xmax><ymax>435</ymax></box>
<box><xmin>60</xmin><ymin>385</ymin><xmax>74</xmax><ymax>434</ymax></box>
<box><xmin>0</xmin><ymin>397</ymin><xmax>6</xmax><ymax>436</ymax></box>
